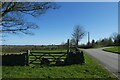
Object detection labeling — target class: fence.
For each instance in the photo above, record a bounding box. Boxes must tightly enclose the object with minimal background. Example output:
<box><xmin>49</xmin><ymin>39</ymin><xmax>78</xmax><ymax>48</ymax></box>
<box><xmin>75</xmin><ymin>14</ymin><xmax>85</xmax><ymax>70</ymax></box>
<box><xmin>28</xmin><ymin>50</ymin><xmax>85</xmax><ymax>65</ymax></box>
<box><xmin>1</xmin><ymin>39</ymin><xmax>85</xmax><ymax>66</ymax></box>
<box><xmin>28</xmin><ymin>39</ymin><xmax>70</xmax><ymax>65</ymax></box>
<box><xmin>2</xmin><ymin>53</ymin><xmax>28</xmax><ymax>66</ymax></box>
<box><xmin>29</xmin><ymin>51</ymin><xmax>67</xmax><ymax>65</ymax></box>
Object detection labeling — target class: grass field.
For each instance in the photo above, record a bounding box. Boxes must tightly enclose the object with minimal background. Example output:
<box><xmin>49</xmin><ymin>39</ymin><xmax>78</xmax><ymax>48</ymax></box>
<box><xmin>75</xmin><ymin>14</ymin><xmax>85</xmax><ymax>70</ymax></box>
<box><xmin>103</xmin><ymin>46</ymin><xmax>120</xmax><ymax>54</ymax></box>
<box><xmin>1</xmin><ymin>45</ymin><xmax>67</xmax><ymax>54</ymax></box>
<box><xmin>2</xmin><ymin>52</ymin><xmax>117</xmax><ymax>79</ymax></box>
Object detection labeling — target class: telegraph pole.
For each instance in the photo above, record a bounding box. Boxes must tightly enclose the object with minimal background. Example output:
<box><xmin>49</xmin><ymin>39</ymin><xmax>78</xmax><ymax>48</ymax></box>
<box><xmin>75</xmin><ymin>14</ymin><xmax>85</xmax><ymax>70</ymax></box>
<box><xmin>88</xmin><ymin>32</ymin><xmax>90</xmax><ymax>45</ymax></box>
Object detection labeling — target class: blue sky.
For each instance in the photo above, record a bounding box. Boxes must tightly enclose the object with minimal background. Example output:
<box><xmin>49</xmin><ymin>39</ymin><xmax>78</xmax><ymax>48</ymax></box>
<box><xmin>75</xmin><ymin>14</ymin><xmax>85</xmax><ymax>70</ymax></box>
<box><xmin>3</xmin><ymin>2</ymin><xmax>118</xmax><ymax>45</ymax></box>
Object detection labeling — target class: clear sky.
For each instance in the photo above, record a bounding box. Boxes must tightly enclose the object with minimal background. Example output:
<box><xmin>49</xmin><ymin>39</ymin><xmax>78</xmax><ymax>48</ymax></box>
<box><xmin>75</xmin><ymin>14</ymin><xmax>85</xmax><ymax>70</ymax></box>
<box><xmin>3</xmin><ymin>2</ymin><xmax>118</xmax><ymax>45</ymax></box>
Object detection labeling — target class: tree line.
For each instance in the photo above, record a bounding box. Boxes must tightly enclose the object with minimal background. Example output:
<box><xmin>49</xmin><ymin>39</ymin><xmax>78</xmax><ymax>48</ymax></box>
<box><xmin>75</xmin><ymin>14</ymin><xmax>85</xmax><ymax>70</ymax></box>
<box><xmin>79</xmin><ymin>33</ymin><xmax>120</xmax><ymax>48</ymax></box>
<box><xmin>64</xmin><ymin>25</ymin><xmax>120</xmax><ymax>48</ymax></box>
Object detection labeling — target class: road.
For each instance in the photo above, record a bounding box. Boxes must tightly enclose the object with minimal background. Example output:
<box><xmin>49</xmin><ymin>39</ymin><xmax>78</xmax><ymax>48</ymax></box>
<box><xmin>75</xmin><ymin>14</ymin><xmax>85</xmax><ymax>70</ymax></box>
<box><xmin>82</xmin><ymin>48</ymin><xmax>120</xmax><ymax>78</ymax></box>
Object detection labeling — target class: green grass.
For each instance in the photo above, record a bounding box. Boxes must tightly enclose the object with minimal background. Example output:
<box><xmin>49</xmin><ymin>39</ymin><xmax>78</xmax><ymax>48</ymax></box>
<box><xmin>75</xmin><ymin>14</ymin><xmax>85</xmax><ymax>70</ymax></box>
<box><xmin>2</xmin><ymin>49</ymin><xmax>67</xmax><ymax>55</ymax></box>
<box><xmin>2</xmin><ymin>45</ymin><xmax>68</xmax><ymax>54</ymax></box>
<box><xmin>103</xmin><ymin>46</ymin><xmax>120</xmax><ymax>54</ymax></box>
<box><xmin>2</xmin><ymin>53</ymin><xmax>117</xmax><ymax>79</ymax></box>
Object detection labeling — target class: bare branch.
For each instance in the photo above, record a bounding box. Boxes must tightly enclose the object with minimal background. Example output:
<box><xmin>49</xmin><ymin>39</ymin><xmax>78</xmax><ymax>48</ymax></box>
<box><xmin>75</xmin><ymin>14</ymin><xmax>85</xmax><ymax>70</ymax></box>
<box><xmin>1</xmin><ymin>2</ymin><xmax>58</xmax><ymax>35</ymax></box>
<box><xmin>71</xmin><ymin>25</ymin><xmax>86</xmax><ymax>47</ymax></box>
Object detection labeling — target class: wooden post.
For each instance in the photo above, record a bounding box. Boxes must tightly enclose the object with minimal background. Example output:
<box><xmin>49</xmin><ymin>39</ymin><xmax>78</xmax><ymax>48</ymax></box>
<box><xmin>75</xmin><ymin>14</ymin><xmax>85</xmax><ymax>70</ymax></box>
<box><xmin>88</xmin><ymin>32</ymin><xmax>90</xmax><ymax>45</ymax></box>
<box><xmin>67</xmin><ymin>39</ymin><xmax>70</xmax><ymax>53</ymax></box>
<box><xmin>26</xmin><ymin>50</ymin><xmax>30</xmax><ymax>66</ymax></box>
<box><xmin>27</xmin><ymin>50</ymin><xmax>30</xmax><ymax>54</ymax></box>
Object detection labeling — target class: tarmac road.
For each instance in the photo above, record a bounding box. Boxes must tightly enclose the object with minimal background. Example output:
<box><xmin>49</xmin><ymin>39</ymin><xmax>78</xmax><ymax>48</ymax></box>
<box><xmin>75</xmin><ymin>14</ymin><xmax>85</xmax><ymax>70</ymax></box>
<box><xmin>82</xmin><ymin>47</ymin><xmax>120</xmax><ymax>79</ymax></box>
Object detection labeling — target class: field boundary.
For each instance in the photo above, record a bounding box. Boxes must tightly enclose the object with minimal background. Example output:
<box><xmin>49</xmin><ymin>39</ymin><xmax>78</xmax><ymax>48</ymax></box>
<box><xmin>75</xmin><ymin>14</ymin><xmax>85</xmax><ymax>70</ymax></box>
<box><xmin>29</xmin><ymin>50</ymin><xmax>67</xmax><ymax>64</ymax></box>
<box><xmin>2</xmin><ymin>53</ymin><xmax>29</xmax><ymax>66</ymax></box>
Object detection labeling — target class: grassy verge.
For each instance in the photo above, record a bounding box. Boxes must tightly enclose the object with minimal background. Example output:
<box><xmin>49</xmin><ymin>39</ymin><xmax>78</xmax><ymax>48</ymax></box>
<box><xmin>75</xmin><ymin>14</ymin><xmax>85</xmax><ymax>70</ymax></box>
<box><xmin>103</xmin><ymin>46</ymin><xmax>120</xmax><ymax>54</ymax></box>
<box><xmin>2</xmin><ymin>52</ymin><xmax>117</xmax><ymax>79</ymax></box>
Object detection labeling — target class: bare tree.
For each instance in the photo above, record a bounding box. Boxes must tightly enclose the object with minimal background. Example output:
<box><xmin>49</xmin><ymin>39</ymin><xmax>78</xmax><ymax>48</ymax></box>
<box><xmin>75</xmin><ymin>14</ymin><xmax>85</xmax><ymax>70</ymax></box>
<box><xmin>111</xmin><ymin>33</ymin><xmax>118</xmax><ymax>41</ymax></box>
<box><xmin>70</xmin><ymin>38</ymin><xmax>76</xmax><ymax>46</ymax></box>
<box><xmin>71</xmin><ymin>25</ymin><xmax>85</xmax><ymax>47</ymax></box>
<box><xmin>1</xmin><ymin>2</ymin><xmax>58</xmax><ymax>34</ymax></box>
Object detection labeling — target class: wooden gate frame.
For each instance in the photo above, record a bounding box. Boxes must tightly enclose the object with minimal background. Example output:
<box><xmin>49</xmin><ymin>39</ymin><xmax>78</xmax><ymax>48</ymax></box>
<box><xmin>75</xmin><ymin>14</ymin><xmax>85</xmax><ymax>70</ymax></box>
<box><xmin>28</xmin><ymin>39</ymin><xmax>70</xmax><ymax>64</ymax></box>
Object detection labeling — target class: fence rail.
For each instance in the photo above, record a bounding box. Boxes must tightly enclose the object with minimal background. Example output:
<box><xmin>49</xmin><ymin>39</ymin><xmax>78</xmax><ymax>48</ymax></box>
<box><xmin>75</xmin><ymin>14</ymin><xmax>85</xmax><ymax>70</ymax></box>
<box><xmin>28</xmin><ymin>50</ymin><xmax>67</xmax><ymax>64</ymax></box>
<box><xmin>28</xmin><ymin>39</ymin><xmax>71</xmax><ymax>64</ymax></box>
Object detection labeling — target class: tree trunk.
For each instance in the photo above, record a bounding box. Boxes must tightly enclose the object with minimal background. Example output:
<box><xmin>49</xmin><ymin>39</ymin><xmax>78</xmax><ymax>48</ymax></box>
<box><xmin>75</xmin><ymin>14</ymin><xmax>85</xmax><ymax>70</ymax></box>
<box><xmin>76</xmin><ymin>40</ymin><xmax>79</xmax><ymax>48</ymax></box>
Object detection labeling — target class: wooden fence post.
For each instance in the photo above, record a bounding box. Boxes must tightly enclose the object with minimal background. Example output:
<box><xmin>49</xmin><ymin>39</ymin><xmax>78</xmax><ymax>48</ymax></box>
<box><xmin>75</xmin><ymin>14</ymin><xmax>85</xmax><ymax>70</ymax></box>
<box><xmin>67</xmin><ymin>39</ymin><xmax>70</xmax><ymax>53</ymax></box>
<box><xmin>26</xmin><ymin>50</ymin><xmax>30</xmax><ymax>66</ymax></box>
